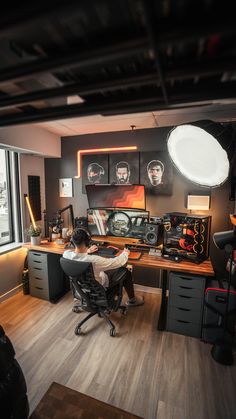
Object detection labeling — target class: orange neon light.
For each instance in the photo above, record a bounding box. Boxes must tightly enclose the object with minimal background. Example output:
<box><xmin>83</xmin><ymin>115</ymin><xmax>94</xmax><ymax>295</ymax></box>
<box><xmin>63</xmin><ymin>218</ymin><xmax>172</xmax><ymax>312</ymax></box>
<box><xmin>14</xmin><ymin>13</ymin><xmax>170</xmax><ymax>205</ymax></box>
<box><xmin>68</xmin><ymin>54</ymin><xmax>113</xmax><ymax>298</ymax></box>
<box><xmin>25</xmin><ymin>195</ymin><xmax>37</xmax><ymax>229</ymax></box>
<box><xmin>76</xmin><ymin>146</ymin><xmax>137</xmax><ymax>177</ymax></box>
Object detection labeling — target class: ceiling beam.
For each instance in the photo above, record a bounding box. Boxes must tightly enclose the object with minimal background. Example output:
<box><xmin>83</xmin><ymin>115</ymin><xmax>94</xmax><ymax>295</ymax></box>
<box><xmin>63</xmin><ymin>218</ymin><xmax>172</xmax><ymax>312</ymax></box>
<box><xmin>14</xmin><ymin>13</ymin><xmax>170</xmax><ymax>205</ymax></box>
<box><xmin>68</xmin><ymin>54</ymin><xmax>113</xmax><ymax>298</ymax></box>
<box><xmin>158</xmin><ymin>20</ymin><xmax>236</xmax><ymax>46</ymax></box>
<box><xmin>166</xmin><ymin>59</ymin><xmax>236</xmax><ymax>81</ymax></box>
<box><xmin>0</xmin><ymin>96</ymin><xmax>165</xmax><ymax>127</ymax></box>
<box><xmin>0</xmin><ymin>56</ymin><xmax>235</xmax><ymax>109</ymax></box>
<box><xmin>0</xmin><ymin>73</ymin><xmax>157</xmax><ymax>108</ymax></box>
<box><xmin>0</xmin><ymin>1</ymin><xmax>87</xmax><ymax>39</ymax></box>
<box><xmin>0</xmin><ymin>37</ymin><xmax>149</xmax><ymax>85</ymax></box>
<box><xmin>1</xmin><ymin>81</ymin><xmax>236</xmax><ymax>127</ymax></box>
<box><xmin>1</xmin><ymin>2</ymin><xmax>235</xmax><ymax>47</ymax></box>
<box><xmin>142</xmin><ymin>0</ymin><xmax>168</xmax><ymax>104</ymax></box>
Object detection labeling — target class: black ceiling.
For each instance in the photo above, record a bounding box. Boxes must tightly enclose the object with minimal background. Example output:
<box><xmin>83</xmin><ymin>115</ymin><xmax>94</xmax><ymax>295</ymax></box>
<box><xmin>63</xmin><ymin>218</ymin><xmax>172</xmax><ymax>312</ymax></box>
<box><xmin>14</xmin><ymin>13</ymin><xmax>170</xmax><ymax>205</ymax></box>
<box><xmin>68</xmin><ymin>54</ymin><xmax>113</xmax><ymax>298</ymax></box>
<box><xmin>0</xmin><ymin>0</ymin><xmax>236</xmax><ymax>127</ymax></box>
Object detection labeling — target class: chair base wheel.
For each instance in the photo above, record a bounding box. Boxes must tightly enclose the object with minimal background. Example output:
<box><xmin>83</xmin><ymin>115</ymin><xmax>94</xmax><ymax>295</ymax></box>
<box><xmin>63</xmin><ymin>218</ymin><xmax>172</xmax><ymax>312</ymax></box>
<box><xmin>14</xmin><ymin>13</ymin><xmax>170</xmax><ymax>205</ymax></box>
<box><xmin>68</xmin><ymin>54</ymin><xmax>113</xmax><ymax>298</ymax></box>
<box><xmin>75</xmin><ymin>326</ymin><xmax>82</xmax><ymax>335</ymax></box>
<box><xmin>110</xmin><ymin>328</ymin><xmax>116</xmax><ymax>337</ymax></box>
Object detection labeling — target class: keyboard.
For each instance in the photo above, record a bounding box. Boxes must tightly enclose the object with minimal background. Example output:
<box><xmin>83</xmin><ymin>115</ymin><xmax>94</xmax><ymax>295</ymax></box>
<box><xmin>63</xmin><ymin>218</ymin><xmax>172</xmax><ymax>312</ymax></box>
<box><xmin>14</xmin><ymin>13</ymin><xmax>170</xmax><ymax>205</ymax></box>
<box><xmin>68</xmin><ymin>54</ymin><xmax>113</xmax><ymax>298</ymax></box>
<box><xmin>95</xmin><ymin>247</ymin><xmax>119</xmax><ymax>257</ymax></box>
<box><xmin>126</xmin><ymin>244</ymin><xmax>150</xmax><ymax>252</ymax></box>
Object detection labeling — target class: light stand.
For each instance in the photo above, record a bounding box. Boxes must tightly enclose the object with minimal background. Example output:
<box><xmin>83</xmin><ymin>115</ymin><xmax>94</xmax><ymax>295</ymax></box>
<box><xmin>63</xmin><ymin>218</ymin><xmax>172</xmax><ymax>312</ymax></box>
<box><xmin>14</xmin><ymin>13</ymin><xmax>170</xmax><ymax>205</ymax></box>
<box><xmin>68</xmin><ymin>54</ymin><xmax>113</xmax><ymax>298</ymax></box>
<box><xmin>211</xmin><ymin>244</ymin><xmax>234</xmax><ymax>365</ymax></box>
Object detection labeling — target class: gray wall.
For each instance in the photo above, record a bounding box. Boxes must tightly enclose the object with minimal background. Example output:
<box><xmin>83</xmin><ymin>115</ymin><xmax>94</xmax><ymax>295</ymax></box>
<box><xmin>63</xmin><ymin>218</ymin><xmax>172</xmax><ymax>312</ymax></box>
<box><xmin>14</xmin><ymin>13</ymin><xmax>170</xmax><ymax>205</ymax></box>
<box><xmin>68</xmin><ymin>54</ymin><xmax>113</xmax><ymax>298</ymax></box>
<box><xmin>0</xmin><ymin>248</ymin><xmax>27</xmax><ymax>299</ymax></box>
<box><xmin>45</xmin><ymin>127</ymin><xmax>235</xmax><ymax>277</ymax></box>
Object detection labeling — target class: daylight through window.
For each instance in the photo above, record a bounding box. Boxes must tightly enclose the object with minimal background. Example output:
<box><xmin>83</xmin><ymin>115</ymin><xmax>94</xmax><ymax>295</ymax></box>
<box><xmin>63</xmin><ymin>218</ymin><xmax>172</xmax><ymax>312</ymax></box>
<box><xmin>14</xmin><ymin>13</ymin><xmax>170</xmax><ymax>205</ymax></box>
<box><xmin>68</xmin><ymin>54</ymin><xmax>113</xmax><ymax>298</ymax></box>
<box><xmin>0</xmin><ymin>149</ymin><xmax>21</xmax><ymax>246</ymax></box>
<box><xmin>0</xmin><ymin>150</ymin><xmax>11</xmax><ymax>245</ymax></box>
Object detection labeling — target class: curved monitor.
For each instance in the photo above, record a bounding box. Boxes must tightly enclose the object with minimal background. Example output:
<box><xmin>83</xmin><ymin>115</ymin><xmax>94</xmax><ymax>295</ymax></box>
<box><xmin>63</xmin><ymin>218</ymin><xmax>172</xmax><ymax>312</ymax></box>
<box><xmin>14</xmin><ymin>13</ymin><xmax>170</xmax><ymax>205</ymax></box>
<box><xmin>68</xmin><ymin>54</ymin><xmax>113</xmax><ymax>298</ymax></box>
<box><xmin>87</xmin><ymin>208</ymin><xmax>149</xmax><ymax>239</ymax></box>
<box><xmin>86</xmin><ymin>184</ymin><xmax>146</xmax><ymax>210</ymax></box>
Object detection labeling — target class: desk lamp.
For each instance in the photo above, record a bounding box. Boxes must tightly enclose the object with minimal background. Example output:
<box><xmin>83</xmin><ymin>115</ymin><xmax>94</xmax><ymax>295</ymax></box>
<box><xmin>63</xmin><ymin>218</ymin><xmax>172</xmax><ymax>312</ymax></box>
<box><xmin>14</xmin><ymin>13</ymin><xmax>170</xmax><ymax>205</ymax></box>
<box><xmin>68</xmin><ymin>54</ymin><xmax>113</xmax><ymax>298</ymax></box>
<box><xmin>211</xmin><ymin>214</ymin><xmax>236</xmax><ymax>365</ymax></box>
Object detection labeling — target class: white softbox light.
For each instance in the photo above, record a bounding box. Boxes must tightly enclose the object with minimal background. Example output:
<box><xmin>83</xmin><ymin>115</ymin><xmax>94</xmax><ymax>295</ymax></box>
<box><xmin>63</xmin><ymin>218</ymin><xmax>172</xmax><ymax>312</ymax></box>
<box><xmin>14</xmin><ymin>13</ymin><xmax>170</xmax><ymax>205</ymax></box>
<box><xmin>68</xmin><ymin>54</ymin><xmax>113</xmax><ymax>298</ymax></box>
<box><xmin>167</xmin><ymin>121</ymin><xmax>234</xmax><ymax>187</ymax></box>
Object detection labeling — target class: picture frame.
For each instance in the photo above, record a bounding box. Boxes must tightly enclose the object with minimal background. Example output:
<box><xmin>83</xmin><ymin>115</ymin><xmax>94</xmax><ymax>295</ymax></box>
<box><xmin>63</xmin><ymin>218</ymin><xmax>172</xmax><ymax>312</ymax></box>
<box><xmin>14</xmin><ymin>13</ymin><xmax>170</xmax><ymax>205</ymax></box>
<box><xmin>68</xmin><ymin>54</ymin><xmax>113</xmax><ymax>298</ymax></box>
<box><xmin>59</xmin><ymin>178</ymin><xmax>73</xmax><ymax>197</ymax></box>
<box><xmin>82</xmin><ymin>154</ymin><xmax>109</xmax><ymax>194</ymax></box>
<box><xmin>140</xmin><ymin>151</ymin><xmax>173</xmax><ymax>195</ymax></box>
<box><xmin>109</xmin><ymin>152</ymin><xmax>139</xmax><ymax>185</ymax></box>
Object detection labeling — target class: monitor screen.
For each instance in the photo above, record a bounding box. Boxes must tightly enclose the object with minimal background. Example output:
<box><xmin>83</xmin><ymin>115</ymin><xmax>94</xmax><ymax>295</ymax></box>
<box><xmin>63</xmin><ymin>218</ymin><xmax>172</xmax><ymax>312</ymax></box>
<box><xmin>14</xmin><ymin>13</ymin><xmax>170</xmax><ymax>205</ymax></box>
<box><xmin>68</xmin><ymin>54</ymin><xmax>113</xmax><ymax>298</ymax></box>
<box><xmin>86</xmin><ymin>184</ymin><xmax>146</xmax><ymax>210</ymax></box>
<box><xmin>87</xmin><ymin>208</ymin><xmax>149</xmax><ymax>239</ymax></box>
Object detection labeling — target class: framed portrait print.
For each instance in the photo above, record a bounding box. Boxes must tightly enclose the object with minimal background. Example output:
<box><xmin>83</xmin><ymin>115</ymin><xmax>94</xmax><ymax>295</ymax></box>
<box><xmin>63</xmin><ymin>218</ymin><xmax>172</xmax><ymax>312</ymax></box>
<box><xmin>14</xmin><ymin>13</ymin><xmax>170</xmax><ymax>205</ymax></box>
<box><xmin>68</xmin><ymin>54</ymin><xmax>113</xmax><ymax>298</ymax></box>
<box><xmin>140</xmin><ymin>151</ymin><xmax>173</xmax><ymax>195</ymax></box>
<box><xmin>82</xmin><ymin>154</ymin><xmax>109</xmax><ymax>194</ymax></box>
<box><xmin>59</xmin><ymin>178</ymin><xmax>73</xmax><ymax>197</ymax></box>
<box><xmin>109</xmin><ymin>152</ymin><xmax>139</xmax><ymax>185</ymax></box>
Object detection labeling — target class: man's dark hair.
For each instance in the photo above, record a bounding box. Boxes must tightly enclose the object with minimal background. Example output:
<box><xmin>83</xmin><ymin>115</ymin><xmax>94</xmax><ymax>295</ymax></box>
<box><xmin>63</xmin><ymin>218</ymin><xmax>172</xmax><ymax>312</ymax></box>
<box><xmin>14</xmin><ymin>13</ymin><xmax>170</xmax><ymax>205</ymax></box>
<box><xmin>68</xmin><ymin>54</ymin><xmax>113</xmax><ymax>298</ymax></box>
<box><xmin>147</xmin><ymin>160</ymin><xmax>164</xmax><ymax>173</ymax></box>
<box><xmin>116</xmin><ymin>161</ymin><xmax>130</xmax><ymax>172</ymax></box>
<box><xmin>71</xmin><ymin>228</ymin><xmax>91</xmax><ymax>247</ymax></box>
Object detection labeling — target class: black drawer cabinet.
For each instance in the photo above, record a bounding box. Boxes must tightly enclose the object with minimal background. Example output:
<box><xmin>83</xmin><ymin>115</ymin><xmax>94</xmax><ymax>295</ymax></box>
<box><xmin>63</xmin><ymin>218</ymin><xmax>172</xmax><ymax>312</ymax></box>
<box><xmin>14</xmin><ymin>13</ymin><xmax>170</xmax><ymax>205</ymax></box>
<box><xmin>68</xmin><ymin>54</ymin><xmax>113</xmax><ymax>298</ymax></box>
<box><xmin>28</xmin><ymin>251</ymin><xmax>64</xmax><ymax>302</ymax></box>
<box><xmin>166</xmin><ymin>272</ymin><xmax>206</xmax><ymax>338</ymax></box>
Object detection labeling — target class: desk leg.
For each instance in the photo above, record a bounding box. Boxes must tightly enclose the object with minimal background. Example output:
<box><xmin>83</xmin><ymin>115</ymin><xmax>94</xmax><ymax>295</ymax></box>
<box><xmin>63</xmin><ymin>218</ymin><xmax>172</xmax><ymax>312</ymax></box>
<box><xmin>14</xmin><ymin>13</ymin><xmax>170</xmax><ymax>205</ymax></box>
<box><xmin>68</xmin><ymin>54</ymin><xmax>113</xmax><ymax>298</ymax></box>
<box><xmin>157</xmin><ymin>270</ymin><xmax>168</xmax><ymax>331</ymax></box>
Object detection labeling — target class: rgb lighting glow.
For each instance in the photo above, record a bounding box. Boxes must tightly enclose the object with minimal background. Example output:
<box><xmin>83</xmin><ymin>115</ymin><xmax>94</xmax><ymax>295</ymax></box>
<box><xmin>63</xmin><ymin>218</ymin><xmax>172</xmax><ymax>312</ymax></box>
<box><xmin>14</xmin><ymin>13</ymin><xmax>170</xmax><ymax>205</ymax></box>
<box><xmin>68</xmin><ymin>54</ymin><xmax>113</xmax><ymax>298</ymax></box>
<box><xmin>76</xmin><ymin>146</ymin><xmax>137</xmax><ymax>178</ymax></box>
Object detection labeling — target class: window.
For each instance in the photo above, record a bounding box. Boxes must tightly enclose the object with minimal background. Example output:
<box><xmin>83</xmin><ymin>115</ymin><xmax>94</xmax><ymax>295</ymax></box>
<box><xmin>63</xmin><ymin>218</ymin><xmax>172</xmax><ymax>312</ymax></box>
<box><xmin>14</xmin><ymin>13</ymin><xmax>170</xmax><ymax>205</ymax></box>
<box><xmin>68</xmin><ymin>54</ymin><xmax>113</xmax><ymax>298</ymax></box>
<box><xmin>0</xmin><ymin>149</ymin><xmax>21</xmax><ymax>246</ymax></box>
<box><xmin>0</xmin><ymin>149</ymin><xmax>11</xmax><ymax>245</ymax></box>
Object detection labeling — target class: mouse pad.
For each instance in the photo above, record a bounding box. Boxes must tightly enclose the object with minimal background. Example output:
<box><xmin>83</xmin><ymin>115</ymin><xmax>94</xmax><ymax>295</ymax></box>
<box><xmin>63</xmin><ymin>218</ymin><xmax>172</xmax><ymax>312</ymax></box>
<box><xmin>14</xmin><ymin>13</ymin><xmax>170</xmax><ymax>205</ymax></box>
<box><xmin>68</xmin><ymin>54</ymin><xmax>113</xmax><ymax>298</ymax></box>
<box><xmin>128</xmin><ymin>252</ymin><xmax>142</xmax><ymax>260</ymax></box>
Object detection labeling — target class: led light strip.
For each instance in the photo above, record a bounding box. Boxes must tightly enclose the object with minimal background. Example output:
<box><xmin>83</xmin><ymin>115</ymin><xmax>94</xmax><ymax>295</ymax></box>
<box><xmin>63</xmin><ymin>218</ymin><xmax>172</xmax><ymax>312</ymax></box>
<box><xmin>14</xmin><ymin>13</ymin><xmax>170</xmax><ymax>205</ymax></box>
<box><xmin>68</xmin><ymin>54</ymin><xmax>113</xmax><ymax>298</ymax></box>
<box><xmin>76</xmin><ymin>146</ymin><xmax>137</xmax><ymax>178</ymax></box>
<box><xmin>24</xmin><ymin>194</ymin><xmax>37</xmax><ymax>229</ymax></box>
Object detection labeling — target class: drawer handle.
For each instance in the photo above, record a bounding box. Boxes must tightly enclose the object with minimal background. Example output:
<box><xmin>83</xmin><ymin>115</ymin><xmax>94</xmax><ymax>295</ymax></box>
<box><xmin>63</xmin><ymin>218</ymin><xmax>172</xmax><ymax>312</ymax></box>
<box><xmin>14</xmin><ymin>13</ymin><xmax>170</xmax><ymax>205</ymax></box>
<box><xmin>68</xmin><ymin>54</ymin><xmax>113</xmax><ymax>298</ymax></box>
<box><xmin>177</xmin><ymin>307</ymin><xmax>190</xmax><ymax>312</ymax></box>
<box><xmin>178</xmin><ymin>295</ymin><xmax>192</xmax><ymax>299</ymax></box>
<box><xmin>179</xmin><ymin>286</ymin><xmax>193</xmax><ymax>290</ymax></box>
<box><xmin>34</xmin><ymin>277</ymin><xmax>42</xmax><ymax>280</ymax></box>
<box><xmin>32</xmin><ymin>253</ymin><xmax>42</xmax><ymax>256</ymax></box>
<box><xmin>33</xmin><ymin>260</ymin><xmax>41</xmax><ymax>263</ymax></box>
<box><xmin>179</xmin><ymin>276</ymin><xmax>193</xmax><ymax>281</ymax></box>
<box><xmin>177</xmin><ymin>320</ymin><xmax>190</xmax><ymax>324</ymax></box>
<box><xmin>34</xmin><ymin>267</ymin><xmax>42</xmax><ymax>271</ymax></box>
<box><xmin>35</xmin><ymin>286</ymin><xmax>43</xmax><ymax>290</ymax></box>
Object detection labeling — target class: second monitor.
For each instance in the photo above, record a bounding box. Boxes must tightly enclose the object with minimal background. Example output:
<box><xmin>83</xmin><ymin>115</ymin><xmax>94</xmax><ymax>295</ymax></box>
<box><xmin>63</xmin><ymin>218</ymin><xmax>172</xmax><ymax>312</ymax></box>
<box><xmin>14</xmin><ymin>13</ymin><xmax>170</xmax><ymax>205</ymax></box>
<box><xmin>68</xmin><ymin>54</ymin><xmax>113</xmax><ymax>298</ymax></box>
<box><xmin>86</xmin><ymin>184</ymin><xmax>146</xmax><ymax>210</ymax></box>
<box><xmin>87</xmin><ymin>208</ymin><xmax>149</xmax><ymax>239</ymax></box>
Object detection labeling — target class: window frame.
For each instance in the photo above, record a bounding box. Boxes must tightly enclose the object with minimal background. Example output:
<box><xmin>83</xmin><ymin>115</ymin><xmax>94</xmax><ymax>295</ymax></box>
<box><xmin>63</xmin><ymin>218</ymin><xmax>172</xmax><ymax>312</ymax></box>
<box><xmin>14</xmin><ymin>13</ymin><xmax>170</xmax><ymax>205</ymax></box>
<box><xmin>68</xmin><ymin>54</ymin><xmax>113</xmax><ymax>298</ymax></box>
<box><xmin>0</xmin><ymin>149</ymin><xmax>22</xmax><ymax>247</ymax></box>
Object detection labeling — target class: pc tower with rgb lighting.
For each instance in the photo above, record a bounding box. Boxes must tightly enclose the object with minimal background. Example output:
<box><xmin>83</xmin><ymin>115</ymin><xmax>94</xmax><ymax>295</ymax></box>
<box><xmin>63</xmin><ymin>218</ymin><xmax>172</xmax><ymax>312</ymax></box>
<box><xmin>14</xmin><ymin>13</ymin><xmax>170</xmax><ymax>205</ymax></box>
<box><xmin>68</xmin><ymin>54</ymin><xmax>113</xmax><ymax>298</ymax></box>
<box><xmin>163</xmin><ymin>212</ymin><xmax>211</xmax><ymax>262</ymax></box>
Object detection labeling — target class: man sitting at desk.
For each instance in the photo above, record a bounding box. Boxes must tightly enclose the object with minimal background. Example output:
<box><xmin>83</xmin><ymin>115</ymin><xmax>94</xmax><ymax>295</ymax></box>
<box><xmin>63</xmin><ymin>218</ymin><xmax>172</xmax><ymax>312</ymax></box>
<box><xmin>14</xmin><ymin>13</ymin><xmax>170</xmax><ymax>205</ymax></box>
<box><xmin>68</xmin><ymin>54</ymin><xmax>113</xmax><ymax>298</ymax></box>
<box><xmin>63</xmin><ymin>228</ymin><xmax>144</xmax><ymax>307</ymax></box>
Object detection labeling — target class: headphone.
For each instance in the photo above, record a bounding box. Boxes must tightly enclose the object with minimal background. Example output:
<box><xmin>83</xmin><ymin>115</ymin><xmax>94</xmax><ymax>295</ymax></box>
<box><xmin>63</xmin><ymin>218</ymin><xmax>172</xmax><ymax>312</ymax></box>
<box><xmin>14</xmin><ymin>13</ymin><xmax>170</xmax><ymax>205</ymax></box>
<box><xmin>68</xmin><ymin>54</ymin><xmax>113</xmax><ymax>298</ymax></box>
<box><xmin>87</xmin><ymin>163</ymin><xmax>105</xmax><ymax>176</ymax></box>
<box><xmin>71</xmin><ymin>228</ymin><xmax>91</xmax><ymax>247</ymax></box>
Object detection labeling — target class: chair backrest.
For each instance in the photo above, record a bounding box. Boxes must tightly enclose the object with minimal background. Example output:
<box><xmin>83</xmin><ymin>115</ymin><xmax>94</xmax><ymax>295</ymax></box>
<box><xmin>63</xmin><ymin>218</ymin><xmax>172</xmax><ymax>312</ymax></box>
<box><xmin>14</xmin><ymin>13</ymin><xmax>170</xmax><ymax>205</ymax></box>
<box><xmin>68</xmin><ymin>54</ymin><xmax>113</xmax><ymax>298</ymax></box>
<box><xmin>60</xmin><ymin>257</ymin><xmax>108</xmax><ymax>311</ymax></box>
<box><xmin>0</xmin><ymin>326</ymin><xmax>29</xmax><ymax>418</ymax></box>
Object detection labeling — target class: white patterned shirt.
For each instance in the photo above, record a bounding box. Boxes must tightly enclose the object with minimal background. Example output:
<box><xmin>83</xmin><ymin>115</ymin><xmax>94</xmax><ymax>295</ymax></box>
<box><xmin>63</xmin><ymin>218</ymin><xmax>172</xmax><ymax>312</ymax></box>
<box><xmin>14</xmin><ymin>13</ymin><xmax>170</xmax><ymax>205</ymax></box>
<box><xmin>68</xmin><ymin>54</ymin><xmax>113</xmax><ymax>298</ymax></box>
<box><xmin>63</xmin><ymin>250</ymin><xmax>128</xmax><ymax>288</ymax></box>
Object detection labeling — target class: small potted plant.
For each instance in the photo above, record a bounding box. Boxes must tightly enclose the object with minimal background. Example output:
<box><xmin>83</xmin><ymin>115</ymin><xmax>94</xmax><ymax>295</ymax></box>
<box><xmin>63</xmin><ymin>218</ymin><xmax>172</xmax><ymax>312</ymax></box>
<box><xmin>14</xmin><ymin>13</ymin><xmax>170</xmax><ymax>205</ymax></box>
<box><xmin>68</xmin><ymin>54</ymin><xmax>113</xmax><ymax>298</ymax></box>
<box><xmin>27</xmin><ymin>224</ymin><xmax>41</xmax><ymax>245</ymax></box>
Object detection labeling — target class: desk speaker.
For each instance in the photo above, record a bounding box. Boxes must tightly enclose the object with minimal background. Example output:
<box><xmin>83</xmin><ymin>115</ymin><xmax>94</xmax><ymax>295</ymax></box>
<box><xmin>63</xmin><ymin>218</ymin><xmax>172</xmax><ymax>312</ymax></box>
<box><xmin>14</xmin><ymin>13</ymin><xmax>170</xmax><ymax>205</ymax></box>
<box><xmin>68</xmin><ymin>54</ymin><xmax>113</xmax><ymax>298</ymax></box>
<box><xmin>144</xmin><ymin>223</ymin><xmax>163</xmax><ymax>246</ymax></box>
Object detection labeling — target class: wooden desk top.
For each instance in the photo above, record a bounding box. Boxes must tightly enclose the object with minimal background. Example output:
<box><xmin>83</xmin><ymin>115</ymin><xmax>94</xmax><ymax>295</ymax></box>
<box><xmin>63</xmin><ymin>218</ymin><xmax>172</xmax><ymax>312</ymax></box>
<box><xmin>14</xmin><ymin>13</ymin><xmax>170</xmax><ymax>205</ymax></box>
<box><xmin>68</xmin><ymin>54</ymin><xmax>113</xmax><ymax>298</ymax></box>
<box><xmin>29</xmin><ymin>382</ymin><xmax>143</xmax><ymax>419</ymax></box>
<box><xmin>130</xmin><ymin>252</ymin><xmax>214</xmax><ymax>276</ymax></box>
<box><xmin>24</xmin><ymin>241</ymin><xmax>65</xmax><ymax>255</ymax></box>
<box><xmin>23</xmin><ymin>241</ymin><xmax>214</xmax><ymax>277</ymax></box>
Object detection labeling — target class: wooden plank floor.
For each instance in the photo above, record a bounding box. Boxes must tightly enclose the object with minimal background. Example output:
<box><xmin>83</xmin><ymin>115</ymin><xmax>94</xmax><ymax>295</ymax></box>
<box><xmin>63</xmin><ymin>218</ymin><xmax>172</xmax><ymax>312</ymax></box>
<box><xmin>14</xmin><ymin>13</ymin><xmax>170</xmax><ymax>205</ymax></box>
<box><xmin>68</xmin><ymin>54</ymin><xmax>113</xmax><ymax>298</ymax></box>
<box><xmin>1</xmin><ymin>290</ymin><xmax>236</xmax><ymax>419</ymax></box>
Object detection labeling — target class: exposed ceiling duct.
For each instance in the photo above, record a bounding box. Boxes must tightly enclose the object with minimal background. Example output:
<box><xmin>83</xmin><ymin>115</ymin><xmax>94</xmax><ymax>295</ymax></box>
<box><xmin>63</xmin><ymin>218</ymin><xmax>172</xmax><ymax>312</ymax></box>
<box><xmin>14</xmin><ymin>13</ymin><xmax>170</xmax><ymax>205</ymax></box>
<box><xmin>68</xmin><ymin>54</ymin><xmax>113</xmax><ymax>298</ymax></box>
<box><xmin>0</xmin><ymin>0</ymin><xmax>236</xmax><ymax>129</ymax></box>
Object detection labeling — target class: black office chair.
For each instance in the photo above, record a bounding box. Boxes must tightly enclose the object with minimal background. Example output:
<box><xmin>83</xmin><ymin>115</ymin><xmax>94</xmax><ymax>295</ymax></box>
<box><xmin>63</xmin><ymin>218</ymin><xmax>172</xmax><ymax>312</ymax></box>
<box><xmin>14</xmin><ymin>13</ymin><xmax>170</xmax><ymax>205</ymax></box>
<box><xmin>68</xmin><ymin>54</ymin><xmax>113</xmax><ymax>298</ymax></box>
<box><xmin>60</xmin><ymin>257</ymin><xmax>127</xmax><ymax>337</ymax></box>
<box><xmin>0</xmin><ymin>326</ymin><xmax>29</xmax><ymax>419</ymax></box>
